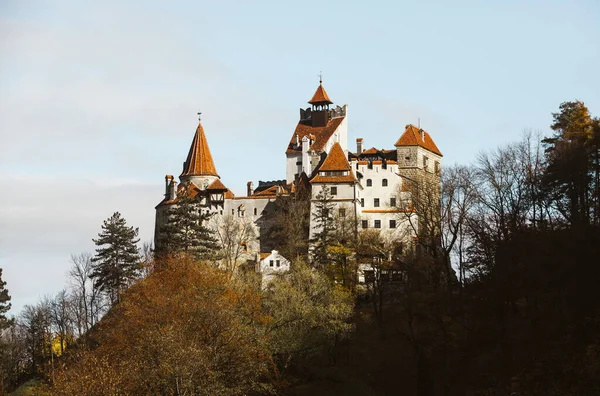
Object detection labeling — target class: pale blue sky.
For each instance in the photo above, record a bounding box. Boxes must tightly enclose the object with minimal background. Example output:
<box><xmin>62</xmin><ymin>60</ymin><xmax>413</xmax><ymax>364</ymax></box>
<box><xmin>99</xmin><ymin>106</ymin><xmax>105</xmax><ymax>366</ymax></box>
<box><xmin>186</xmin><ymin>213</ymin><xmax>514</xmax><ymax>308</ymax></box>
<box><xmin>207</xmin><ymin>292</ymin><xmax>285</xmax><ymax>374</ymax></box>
<box><xmin>1</xmin><ymin>0</ymin><xmax>599</xmax><ymax>313</ymax></box>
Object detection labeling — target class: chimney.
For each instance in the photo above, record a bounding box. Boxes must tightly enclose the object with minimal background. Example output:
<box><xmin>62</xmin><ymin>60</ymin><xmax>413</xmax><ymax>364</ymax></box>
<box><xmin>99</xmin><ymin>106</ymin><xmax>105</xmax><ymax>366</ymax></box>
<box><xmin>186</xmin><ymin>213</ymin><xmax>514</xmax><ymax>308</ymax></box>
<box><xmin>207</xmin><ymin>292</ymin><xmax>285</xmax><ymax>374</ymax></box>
<box><xmin>301</xmin><ymin>136</ymin><xmax>312</xmax><ymax>176</ymax></box>
<box><xmin>420</xmin><ymin>128</ymin><xmax>425</xmax><ymax>141</ymax></box>
<box><xmin>295</xmin><ymin>133</ymin><xmax>299</xmax><ymax>147</ymax></box>
<box><xmin>247</xmin><ymin>181</ymin><xmax>254</xmax><ymax>196</ymax></box>
<box><xmin>356</xmin><ymin>138</ymin><xmax>363</xmax><ymax>154</ymax></box>
<box><xmin>164</xmin><ymin>175</ymin><xmax>173</xmax><ymax>198</ymax></box>
<box><xmin>169</xmin><ymin>180</ymin><xmax>178</xmax><ymax>201</ymax></box>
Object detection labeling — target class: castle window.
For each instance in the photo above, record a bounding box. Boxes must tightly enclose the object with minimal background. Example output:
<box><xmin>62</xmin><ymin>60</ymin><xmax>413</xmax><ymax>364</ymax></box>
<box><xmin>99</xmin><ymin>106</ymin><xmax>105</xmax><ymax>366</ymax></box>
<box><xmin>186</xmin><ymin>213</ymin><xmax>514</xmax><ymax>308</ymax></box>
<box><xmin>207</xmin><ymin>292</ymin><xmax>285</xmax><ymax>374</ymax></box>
<box><xmin>390</xmin><ymin>197</ymin><xmax>396</xmax><ymax>207</ymax></box>
<box><xmin>276</xmin><ymin>260</ymin><xmax>280</xmax><ymax>267</ymax></box>
<box><xmin>374</xmin><ymin>220</ymin><xmax>381</xmax><ymax>229</ymax></box>
<box><xmin>435</xmin><ymin>161</ymin><xmax>441</xmax><ymax>175</ymax></box>
<box><xmin>254</xmin><ymin>208</ymin><xmax>257</xmax><ymax>215</ymax></box>
<box><xmin>382</xmin><ymin>179</ymin><xmax>388</xmax><ymax>187</ymax></box>
<box><xmin>270</xmin><ymin>260</ymin><xmax>274</xmax><ymax>267</ymax></box>
<box><xmin>362</xmin><ymin>220</ymin><xmax>368</xmax><ymax>229</ymax></box>
<box><xmin>389</xmin><ymin>220</ymin><xmax>396</xmax><ymax>229</ymax></box>
<box><xmin>366</xmin><ymin>179</ymin><xmax>372</xmax><ymax>187</ymax></box>
<box><xmin>374</xmin><ymin>198</ymin><xmax>380</xmax><ymax>207</ymax></box>
<box><xmin>330</xmin><ymin>186</ymin><xmax>337</xmax><ymax>196</ymax></box>
<box><xmin>220</xmin><ymin>210</ymin><xmax>223</xmax><ymax>215</ymax></box>
<box><xmin>339</xmin><ymin>208</ymin><xmax>346</xmax><ymax>217</ymax></box>
<box><xmin>361</xmin><ymin>198</ymin><xmax>365</xmax><ymax>207</ymax></box>
<box><xmin>423</xmin><ymin>156</ymin><xmax>429</xmax><ymax>169</ymax></box>
<box><xmin>232</xmin><ymin>209</ymin><xmax>235</xmax><ymax>215</ymax></box>
<box><xmin>405</xmin><ymin>156</ymin><xmax>410</xmax><ymax>161</ymax></box>
<box><xmin>382</xmin><ymin>161</ymin><xmax>387</xmax><ymax>170</ymax></box>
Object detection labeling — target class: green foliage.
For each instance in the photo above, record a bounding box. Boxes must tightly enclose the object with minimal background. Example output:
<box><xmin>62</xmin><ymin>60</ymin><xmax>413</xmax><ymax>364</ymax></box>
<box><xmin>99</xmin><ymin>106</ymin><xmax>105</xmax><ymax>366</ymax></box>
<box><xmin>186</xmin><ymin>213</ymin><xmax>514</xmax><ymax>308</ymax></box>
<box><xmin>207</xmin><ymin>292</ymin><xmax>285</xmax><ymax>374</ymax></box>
<box><xmin>543</xmin><ymin>101</ymin><xmax>600</xmax><ymax>226</ymax></box>
<box><xmin>90</xmin><ymin>212</ymin><xmax>141</xmax><ymax>304</ymax></box>
<box><xmin>310</xmin><ymin>185</ymin><xmax>336</xmax><ymax>267</ymax></box>
<box><xmin>263</xmin><ymin>260</ymin><xmax>354</xmax><ymax>367</ymax></box>
<box><xmin>157</xmin><ymin>186</ymin><xmax>218</xmax><ymax>259</ymax></box>
<box><xmin>0</xmin><ymin>268</ymin><xmax>12</xmax><ymax>331</ymax></box>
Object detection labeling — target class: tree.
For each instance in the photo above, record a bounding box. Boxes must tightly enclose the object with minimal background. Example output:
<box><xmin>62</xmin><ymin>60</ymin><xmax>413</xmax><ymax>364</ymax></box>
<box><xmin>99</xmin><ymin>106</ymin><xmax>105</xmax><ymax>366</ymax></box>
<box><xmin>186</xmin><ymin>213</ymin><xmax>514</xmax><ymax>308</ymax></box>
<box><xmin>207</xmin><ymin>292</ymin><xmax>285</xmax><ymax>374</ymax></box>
<box><xmin>266</xmin><ymin>190</ymin><xmax>311</xmax><ymax>261</ymax></box>
<box><xmin>310</xmin><ymin>185</ymin><xmax>336</xmax><ymax>267</ymax></box>
<box><xmin>543</xmin><ymin>101</ymin><xmax>599</xmax><ymax>227</ymax></box>
<box><xmin>19</xmin><ymin>302</ymin><xmax>52</xmax><ymax>376</ymax></box>
<box><xmin>262</xmin><ymin>260</ymin><xmax>354</xmax><ymax>369</ymax></box>
<box><xmin>68</xmin><ymin>253</ymin><xmax>105</xmax><ymax>337</ymax></box>
<box><xmin>90</xmin><ymin>212</ymin><xmax>141</xmax><ymax>304</ymax></box>
<box><xmin>49</xmin><ymin>290</ymin><xmax>73</xmax><ymax>356</ymax></box>
<box><xmin>52</xmin><ymin>256</ymin><xmax>273</xmax><ymax>395</ymax></box>
<box><xmin>212</xmin><ymin>214</ymin><xmax>256</xmax><ymax>274</ymax></box>
<box><xmin>157</xmin><ymin>185</ymin><xmax>218</xmax><ymax>259</ymax></box>
<box><xmin>0</xmin><ymin>269</ymin><xmax>12</xmax><ymax>331</ymax></box>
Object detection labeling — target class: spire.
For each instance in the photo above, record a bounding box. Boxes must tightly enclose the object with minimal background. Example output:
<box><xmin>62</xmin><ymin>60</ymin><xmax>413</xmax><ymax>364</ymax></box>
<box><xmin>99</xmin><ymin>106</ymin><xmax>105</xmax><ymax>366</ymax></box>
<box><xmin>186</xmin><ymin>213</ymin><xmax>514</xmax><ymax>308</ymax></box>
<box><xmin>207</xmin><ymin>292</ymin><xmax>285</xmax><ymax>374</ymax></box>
<box><xmin>180</xmin><ymin>122</ymin><xmax>219</xmax><ymax>178</ymax></box>
<box><xmin>308</xmin><ymin>79</ymin><xmax>333</xmax><ymax>105</ymax></box>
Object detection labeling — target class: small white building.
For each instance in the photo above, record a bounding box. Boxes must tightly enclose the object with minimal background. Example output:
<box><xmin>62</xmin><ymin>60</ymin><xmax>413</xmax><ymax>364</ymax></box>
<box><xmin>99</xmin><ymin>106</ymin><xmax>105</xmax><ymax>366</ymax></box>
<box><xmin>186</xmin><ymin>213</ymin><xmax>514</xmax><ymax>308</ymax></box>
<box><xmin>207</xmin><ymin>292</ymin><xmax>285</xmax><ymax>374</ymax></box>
<box><xmin>257</xmin><ymin>250</ymin><xmax>290</xmax><ymax>288</ymax></box>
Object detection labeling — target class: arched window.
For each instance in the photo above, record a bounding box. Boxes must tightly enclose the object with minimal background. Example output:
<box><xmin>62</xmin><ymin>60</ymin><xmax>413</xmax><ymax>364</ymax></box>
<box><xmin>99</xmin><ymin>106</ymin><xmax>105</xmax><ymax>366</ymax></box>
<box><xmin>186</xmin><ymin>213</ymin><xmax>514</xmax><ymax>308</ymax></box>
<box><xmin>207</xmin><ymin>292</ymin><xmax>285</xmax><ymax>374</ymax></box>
<box><xmin>366</xmin><ymin>179</ymin><xmax>372</xmax><ymax>187</ymax></box>
<box><xmin>382</xmin><ymin>179</ymin><xmax>388</xmax><ymax>187</ymax></box>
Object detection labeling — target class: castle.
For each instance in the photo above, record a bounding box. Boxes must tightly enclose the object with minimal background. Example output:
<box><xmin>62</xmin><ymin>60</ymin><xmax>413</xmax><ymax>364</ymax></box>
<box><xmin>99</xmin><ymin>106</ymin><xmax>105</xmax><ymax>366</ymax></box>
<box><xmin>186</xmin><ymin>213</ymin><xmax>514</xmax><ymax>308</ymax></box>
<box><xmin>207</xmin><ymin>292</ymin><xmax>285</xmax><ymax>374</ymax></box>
<box><xmin>154</xmin><ymin>80</ymin><xmax>442</xmax><ymax>273</ymax></box>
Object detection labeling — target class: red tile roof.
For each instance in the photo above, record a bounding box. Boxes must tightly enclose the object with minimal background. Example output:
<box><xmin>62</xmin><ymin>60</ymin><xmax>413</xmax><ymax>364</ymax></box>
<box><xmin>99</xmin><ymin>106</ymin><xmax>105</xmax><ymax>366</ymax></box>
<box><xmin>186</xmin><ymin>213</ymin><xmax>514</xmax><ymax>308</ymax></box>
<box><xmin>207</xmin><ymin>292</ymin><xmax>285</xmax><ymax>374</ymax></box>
<box><xmin>206</xmin><ymin>178</ymin><xmax>228</xmax><ymax>191</ymax></box>
<box><xmin>286</xmin><ymin>117</ymin><xmax>345</xmax><ymax>154</ymax></box>
<box><xmin>310</xmin><ymin>174</ymin><xmax>357</xmax><ymax>183</ymax></box>
<box><xmin>308</xmin><ymin>83</ymin><xmax>333</xmax><ymax>105</ymax></box>
<box><xmin>310</xmin><ymin>143</ymin><xmax>357</xmax><ymax>184</ymax></box>
<box><xmin>394</xmin><ymin>124</ymin><xmax>442</xmax><ymax>156</ymax></box>
<box><xmin>318</xmin><ymin>142</ymin><xmax>351</xmax><ymax>171</ymax></box>
<box><xmin>361</xmin><ymin>147</ymin><xmax>379</xmax><ymax>155</ymax></box>
<box><xmin>180</xmin><ymin>123</ymin><xmax>220</xmax><ymax>178</ymax></box>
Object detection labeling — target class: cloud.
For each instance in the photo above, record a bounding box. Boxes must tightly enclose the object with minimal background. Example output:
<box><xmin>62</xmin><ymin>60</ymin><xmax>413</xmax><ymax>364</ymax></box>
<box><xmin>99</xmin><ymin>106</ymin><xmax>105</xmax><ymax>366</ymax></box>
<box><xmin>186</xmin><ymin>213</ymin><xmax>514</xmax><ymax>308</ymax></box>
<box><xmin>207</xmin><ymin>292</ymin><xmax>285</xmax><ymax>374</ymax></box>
<box><xmin>0</xmin><ymin>173</ymin><xmax>159</xmax><ymax>314</ymax></box>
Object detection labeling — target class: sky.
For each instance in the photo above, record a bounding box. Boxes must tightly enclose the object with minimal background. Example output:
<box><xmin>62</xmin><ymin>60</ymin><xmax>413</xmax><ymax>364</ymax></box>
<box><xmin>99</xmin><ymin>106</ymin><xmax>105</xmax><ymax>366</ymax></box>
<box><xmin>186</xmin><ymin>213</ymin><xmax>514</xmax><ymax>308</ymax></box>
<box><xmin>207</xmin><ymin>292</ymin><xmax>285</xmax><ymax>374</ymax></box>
<box><xmin>1</xmin><ymin>0</ymin><xmax>599</xmax><ymax>315</ymax></box>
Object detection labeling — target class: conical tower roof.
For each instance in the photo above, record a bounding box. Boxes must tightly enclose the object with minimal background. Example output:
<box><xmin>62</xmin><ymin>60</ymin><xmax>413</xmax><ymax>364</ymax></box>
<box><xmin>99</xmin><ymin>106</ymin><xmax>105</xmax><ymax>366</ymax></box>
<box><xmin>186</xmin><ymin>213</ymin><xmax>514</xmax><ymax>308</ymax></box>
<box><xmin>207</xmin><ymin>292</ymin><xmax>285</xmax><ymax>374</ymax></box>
<box><xmin>308</xmin><ymin>83</ymin><xmax>333</xmax><ymax>105</ymax></box>
<box><xmin>180</xmin><ymin>123</ymin><xmax>219</xmax><ymax>178</ymax></box>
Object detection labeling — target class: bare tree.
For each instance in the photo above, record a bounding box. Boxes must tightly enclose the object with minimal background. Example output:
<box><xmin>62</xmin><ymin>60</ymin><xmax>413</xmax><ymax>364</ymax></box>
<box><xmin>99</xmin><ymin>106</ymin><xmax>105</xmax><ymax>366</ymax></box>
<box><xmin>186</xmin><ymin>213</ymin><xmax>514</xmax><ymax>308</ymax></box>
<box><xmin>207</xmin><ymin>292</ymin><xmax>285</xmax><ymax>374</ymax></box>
<box><xmin>212</xmin><ymin>214</ymin><xmax>257</xmax><ymax>274</ymax></box>
<box><xmin>68</xmin><ymin>253</ymin><xmax>104</xmax><ymax>335</ymax></box>
<box><xmin>49</xmin><ymin>290</ymin><xmax>73</xmax><ymax>356</ymax></box>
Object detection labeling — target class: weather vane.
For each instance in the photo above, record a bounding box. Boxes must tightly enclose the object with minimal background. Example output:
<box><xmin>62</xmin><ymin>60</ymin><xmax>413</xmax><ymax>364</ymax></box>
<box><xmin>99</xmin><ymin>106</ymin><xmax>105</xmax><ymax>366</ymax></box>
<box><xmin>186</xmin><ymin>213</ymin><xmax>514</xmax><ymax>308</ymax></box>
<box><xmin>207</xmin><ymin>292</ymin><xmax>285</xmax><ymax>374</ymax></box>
<box><xmin>197</xmin><ymin>110</ymin><xmax>202</xmax><ymax>122</ymax></box>
<box><xmin>319</xmin><ymin>70</ymin><xmax>322</xmax><ymax>84</ymax></box>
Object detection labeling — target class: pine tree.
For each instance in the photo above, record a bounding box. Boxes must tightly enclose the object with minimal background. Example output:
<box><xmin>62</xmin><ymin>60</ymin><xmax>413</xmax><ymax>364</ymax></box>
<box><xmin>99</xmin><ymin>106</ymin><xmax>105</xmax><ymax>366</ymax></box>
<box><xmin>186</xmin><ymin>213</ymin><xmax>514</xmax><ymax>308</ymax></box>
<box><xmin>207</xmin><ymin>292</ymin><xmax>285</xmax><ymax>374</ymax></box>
<box><xmin>90</xmin><ymin>212</ymin><xmax>141</xmax><ymax>304</ymax></box>
<box><xmin>157</xmin><ymin>185</ymin><xmax>218</xmax><ymax>260</ymax></box>
<box><xmin>0</xmin><ymin>268</ymin><xmax>12</xmax><ymax>330</ymax></box>
<box><xmin>310</xmin><ymin>185</ymin><xmax>336</xmax><ymax>267</ymax></box>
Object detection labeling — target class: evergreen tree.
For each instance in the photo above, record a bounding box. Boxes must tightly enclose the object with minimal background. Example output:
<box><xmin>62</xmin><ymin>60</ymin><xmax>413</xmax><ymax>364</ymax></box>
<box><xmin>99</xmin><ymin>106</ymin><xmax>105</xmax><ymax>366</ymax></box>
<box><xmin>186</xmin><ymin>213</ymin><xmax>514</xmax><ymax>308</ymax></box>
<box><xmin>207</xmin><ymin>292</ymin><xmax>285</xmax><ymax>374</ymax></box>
<box><xmin>157</xmin><ymin>185</ymin><xmax>218</xmax><ymax>259</ymax></box>
<box><xmin>543</xmin><ymin>101</ymin><xmax>599</xmax><ymax>227</ymax></box>
<box><xmin>90</xmin><ymin>212</ymin><xmax>141</xmax><ymax>304</ymax></box>
<box><xmin>310</xmin><ymin>185</ymin><xmax>336</xmax><ymax>267</ymax></box>
<box><xmin>0</xmin><ymin>269</ymin><xmax>12</xmax><ymax>331</ymax></box>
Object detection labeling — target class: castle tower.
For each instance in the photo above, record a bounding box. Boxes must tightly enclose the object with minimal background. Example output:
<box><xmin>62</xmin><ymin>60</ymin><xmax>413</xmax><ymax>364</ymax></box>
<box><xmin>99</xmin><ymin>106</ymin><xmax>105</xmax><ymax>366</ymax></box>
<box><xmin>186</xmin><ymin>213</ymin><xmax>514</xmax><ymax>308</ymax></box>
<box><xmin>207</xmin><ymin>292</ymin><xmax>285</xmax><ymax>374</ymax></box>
<box><xmin>308</xmin><ymin>79</ymin><xmax>333</xmax><ymax>127</ymax></box>
<box><xmin>395</xmin><ymin>124</ymin><xmax>443</xmax><ymax>182</ymax></box>
<box><xmin>179</xmin><ymin>122</ymin><xmax>220</xmax><ymax>189</ymax></box>
<box><xmin>286</xmin><ymin>79</ymin><xmax>349</xmax><ymax>183</ymax></box>
<box><xmin>308</xmin><ymin>142</ymin><xmax>358</xmax><ymax>245</ymax></box>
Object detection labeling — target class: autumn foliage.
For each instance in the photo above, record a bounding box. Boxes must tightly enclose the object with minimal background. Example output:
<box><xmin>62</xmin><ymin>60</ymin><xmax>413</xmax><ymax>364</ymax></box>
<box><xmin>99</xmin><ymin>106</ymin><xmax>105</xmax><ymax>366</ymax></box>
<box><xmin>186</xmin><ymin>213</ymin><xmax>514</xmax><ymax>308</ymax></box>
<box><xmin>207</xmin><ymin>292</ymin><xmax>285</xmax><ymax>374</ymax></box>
<box><xmin>53</xmin><ymin>257</ymin><xmax>273</xmax><ymax>395</ymax></box>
